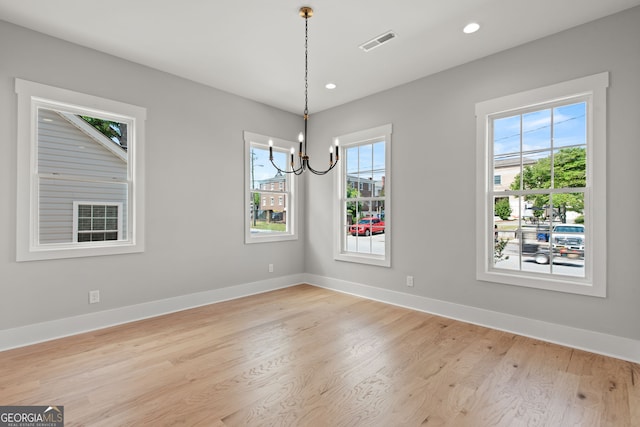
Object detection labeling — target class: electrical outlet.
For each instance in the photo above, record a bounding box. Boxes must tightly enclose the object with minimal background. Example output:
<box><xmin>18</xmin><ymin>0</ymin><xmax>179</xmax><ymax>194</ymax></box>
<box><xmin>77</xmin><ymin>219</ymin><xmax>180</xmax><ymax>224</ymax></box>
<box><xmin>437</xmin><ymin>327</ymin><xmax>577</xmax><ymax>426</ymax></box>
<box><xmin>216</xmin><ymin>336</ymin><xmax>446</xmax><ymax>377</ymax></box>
<box><xmin>268</xmin><ymin>264</ymin><xmax>274</xmax><ymax>273</ymax></box>
<box><xmin>89</xmin><ymin>290</ymin><xmax>100</xmax><ymax>304</ymax></box>
<box><xmin>406</xmin><ymin>276</ymin><xmax>414</xmax><ymax>287</ymax></box>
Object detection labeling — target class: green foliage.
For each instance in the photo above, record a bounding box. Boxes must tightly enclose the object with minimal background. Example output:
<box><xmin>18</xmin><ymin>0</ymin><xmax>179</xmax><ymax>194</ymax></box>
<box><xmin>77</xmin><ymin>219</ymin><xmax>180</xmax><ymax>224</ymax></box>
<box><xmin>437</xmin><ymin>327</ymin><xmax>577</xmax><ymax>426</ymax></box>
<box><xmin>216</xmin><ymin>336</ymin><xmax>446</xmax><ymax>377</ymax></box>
<box><xmin>346</xmin><ymin>186</ymin><xmax>362</xmax><ymax>221</ymax></box>
<box><xmin>81</xmin><ymin>116</ymin><xmax>127</xmax><ymax>148</ymax></box>
<box><xmin>574</xmin><ymin>215</ymin><xmax>584</xmax><ymax>224</ymax></box>
<box><xmin>510</xmin><ymin>147</ymin><xmax>585</xmax><ymax>215</ymax></box>
<box><xmin>494</xmin><ymin>198</ymin><xmax>512</xmax><ymax>220</ymax></box>
<box><xmin>494</xmin><ymin>238</ymin><xmax>510</xmax><ymax>263</ymax></box>
<box><xmin>251</xmin><ymin>221</ymin><xmax>286</xmax><ymax>232</ymax></box>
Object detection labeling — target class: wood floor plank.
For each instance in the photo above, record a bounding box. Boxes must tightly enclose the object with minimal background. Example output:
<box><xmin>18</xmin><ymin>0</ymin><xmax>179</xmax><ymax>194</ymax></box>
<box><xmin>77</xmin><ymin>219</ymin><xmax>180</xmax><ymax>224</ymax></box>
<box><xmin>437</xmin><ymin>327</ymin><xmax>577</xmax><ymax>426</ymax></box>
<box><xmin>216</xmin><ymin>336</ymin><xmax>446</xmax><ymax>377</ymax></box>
<box><xmin>0</xmin><ymin>284</ymin><xmax>637</xmax><ymax>426</ymax></box>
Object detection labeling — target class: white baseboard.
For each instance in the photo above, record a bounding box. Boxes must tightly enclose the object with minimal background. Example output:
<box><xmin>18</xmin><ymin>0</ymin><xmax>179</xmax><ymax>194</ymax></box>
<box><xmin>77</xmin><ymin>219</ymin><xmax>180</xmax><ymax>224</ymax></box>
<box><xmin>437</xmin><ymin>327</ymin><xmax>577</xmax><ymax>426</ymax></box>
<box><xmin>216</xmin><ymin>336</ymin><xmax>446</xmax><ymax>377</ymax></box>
<box><xmin>0</xmin><ymin>274</ymin><xmax>305</xmax><ymax>352</ymax></box>
<box><xmin>304</xmin><ymin>274</ymin><xmax>640</xmax><ymax>364</ymax></box>
<box><xmin>3</xmin><ymin>273</ymin><xmax>638</xmax><ymax>363</ymax></box>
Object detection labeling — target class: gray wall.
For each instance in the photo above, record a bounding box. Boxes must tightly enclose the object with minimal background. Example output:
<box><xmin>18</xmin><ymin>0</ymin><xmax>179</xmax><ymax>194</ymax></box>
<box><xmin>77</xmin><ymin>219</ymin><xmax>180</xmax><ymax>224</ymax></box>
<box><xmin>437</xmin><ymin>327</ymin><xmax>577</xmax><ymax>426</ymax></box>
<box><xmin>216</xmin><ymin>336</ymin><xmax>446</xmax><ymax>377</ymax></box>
<box><xmin>306</xmin><ymin>7</ymin><xmax>640</xmax><ymax>341</ymax></box>
<box><xmin>2</xmin><ymin>7</ymin><xmax>639</xmax><ymax>343</ymax></box>
<box><xmin>0</xmin><ymin>20</ymin><xmax>305</xmax><ymax>329</ymax></box>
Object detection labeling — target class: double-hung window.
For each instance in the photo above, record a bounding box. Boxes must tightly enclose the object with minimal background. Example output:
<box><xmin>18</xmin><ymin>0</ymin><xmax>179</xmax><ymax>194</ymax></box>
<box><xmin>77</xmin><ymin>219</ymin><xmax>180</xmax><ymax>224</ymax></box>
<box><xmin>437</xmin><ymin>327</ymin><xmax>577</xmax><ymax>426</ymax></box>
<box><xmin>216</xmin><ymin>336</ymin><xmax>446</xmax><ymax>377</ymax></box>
<box><xmin>476</xmin><ymin>73</ymin><xmax>608</xmax><ymax>296</ymax></box>
<box><xmin>244</xmin><ymin>132</ymin><xmax>297</xmax><ymax>243</ymax></box>
<box><xmin>334</xmin><ymin>124</ymin><xmax>391</xmax><ymax>267</ymax></box>
<box><xmin>15</xmin><ymin>79</ymin><xmax>146</xmax><ymax>261</ymax></box>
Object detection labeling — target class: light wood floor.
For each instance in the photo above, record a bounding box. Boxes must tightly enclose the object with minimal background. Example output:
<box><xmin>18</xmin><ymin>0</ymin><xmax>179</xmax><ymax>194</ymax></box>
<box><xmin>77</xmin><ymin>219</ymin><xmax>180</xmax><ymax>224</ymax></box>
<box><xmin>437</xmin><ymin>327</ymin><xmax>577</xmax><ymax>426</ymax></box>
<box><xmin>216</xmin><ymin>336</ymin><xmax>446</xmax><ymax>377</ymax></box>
<box><xmin>1</xmin><ymin>284</ymin><xmax>638</xmax><ymax>426</ymax></box>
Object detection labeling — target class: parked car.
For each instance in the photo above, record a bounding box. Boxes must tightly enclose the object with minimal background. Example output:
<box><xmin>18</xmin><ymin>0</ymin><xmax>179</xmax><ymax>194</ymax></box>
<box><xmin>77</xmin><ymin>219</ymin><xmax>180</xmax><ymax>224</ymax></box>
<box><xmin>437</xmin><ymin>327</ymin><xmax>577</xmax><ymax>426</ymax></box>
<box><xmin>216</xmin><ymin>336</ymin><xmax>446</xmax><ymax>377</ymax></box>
<box><xmin>551</xmin><ymin>224</ymin><xmax>585</xmax><ymax>258</ymax></box>
<box><xmin>350</xmin><ymin>217</ymin><xmax>385</xmax><ymax>236</ymax></box>
<box><xmin>527</xmin><ymin>223</ymin><xmax>584</xmax><ymax>264</ymax></box>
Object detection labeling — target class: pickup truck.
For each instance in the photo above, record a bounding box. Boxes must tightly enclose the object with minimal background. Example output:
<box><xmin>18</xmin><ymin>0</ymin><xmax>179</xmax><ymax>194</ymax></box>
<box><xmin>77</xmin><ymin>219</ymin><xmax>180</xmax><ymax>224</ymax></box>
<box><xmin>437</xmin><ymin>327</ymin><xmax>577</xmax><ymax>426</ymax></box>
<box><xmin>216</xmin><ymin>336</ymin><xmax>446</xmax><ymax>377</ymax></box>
<box><xmin>526</xmin><ymin>223</ymin><xmax>584</xmax><ymax>264</ymax></box>
<box><xmin>551</xmin><ymin>224</ymin><xmax>585</xmax><ymax>255</ymax></box>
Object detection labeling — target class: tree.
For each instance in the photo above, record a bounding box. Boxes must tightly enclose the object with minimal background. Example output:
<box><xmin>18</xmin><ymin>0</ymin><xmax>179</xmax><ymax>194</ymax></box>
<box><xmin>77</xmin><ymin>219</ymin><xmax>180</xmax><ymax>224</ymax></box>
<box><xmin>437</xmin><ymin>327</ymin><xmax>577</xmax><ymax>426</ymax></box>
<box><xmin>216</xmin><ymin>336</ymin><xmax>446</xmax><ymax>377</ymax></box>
<box><xmin>510</xmin><ymin>147</ymin><xmax>585</xmax><ymax>220</ymax></box>
<box><xmin>346</xmin><ymin>186</ymin><xmax>362</xmax><ymax>224</ymax></box>
<box><xmin>494</xmin><ymin>198</ymin><xmax>512</xmax><ymax>220</ymax></box>
<box><xmin>81</xmin><ymin>116</ymin><xmax>127</xmax><ymax>149</ymax></box>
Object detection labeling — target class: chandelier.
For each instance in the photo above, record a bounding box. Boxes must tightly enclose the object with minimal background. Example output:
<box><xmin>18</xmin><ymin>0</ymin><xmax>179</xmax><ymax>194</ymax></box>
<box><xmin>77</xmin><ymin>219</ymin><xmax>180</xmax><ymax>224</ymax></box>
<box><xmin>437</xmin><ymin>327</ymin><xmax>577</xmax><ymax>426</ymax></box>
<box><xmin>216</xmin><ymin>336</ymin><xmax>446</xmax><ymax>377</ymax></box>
<box><xmin>269</xmin><ymin>6</ymin><xmax>339</xmax><ymax>176</ymax></box>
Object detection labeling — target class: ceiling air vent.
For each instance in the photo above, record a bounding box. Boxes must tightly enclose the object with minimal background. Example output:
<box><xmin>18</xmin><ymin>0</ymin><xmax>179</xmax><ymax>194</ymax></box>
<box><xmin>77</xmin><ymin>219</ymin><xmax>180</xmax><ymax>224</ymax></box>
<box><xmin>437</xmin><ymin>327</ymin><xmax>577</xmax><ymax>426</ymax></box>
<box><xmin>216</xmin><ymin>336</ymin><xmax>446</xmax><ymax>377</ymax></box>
<box><xmin>359</xmin><ymin>30</ymin><xmax>397</xmax><ymax>52</ymax></box>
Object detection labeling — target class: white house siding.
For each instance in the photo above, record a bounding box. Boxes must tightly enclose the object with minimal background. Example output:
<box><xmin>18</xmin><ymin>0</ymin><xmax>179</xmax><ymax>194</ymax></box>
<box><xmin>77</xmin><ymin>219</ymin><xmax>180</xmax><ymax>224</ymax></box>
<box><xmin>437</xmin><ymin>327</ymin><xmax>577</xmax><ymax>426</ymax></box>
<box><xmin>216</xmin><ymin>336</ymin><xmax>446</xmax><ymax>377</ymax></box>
<box><xmin>37</xmin><ymin>108</ymin><xmax>128</xmax><ymax>244</ymax></box>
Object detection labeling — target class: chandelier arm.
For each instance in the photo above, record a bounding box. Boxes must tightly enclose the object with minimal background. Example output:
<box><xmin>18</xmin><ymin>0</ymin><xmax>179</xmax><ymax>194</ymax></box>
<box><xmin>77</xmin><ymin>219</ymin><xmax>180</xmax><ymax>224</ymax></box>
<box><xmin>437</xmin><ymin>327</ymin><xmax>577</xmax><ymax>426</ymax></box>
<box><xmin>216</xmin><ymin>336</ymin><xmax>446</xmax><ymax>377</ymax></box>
<box><xmin>306</xmin><ymin>160</ymin><xmax>339</xmax><ymax>175</ymax></box>
<box><xmin>269</xmin><ymin>158</ymin><xmax>304</xmax><ymax>175</ymax></box>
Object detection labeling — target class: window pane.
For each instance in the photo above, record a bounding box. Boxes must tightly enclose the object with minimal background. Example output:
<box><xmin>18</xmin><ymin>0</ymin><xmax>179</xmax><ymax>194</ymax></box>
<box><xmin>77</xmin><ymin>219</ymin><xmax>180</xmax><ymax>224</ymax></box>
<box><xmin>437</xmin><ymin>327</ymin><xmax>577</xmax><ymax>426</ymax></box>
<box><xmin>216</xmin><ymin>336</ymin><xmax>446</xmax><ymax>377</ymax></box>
<box><xmin>494</xmin><ymin>152</ymin><xmax>521</xmax><ymax>191</ymax></box>
<box><xmin>493</xmin><ymin>196</ymin><xmax>519</xmax><ymax>271</ymax></box>
<box><xmin>345</xmin><ymin>146</ymin><xmax>359</xmax><ymax>176</ymax></box>
<box><xmin>93</xmin><ymin>205</ymin><xmax>105</xmax><ymax>217</ymax></box>
<box><xmin>549</xmin><ymin>193</ymin><xmax>585</xmax><ymax>278</ymax></box>
<box><xmin>78</xmin><ymin>218</ymin><xmax>91</xmax><ymax>231</ymax></box>
<box><xmin>553</xmin><ymin>147</ymin><xmax>586</xmax><ymax>189</ymax></box>
<box><xmin>358</xmin><ymin>144</ymin><xmax>373</xmax><ymax>172</ymax></box>
<box><xmin>553</xmin><ymin>102</ymin><xmax>586</xmax><ymax>149</ymax></box>
<box><xmin>78</xmin><ymin>204</ymin><xmax>92</xmax><ymax>217</ymax></box>
<box><xmin>493</xmin><ymin>115</ymin><xmax>521</xmax><ymax>156</ymax></box>
<box><xmin>106</xmin><ymin>205</ymin><xmax>118</xmax><ymax>217</ymax></box>
<box><xmin>105</xmin><ymin>218</ymin><xmax>118</xmax><ymax>230</ymax></box>
<box><xmin>522</xmin><ymin>109</ymin><xmax>551</xmax><ymax>152</ymax></box>
<box><xmin>521</xmin><ymin>151</ymin><xmax>552</xmax><ymax>190</ymax></box>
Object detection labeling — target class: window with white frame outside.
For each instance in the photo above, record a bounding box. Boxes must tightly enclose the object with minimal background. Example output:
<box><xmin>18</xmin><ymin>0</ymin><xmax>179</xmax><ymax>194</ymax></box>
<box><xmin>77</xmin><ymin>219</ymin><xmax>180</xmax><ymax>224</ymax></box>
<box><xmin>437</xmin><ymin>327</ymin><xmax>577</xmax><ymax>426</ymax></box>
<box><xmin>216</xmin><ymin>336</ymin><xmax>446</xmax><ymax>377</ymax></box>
<box><xmin>73</xmin><ymin>202</ymin><xmax>123</xmax><ymax>242</ymax></box>
<box><xmin>15</xmin><ymin>79</ymin><xmax>146</xmax><ymax>261</ymax></box>
<box><xmin>476</xmin><ymin>73</ymin><xmax>608</xmax><ymax>297</ymax></box>
<box><xmin>335</xmin><ymin>124</ymin><xmax>391</xmax><ymax>267</ymax></box>
<box><xmin>244</xmin><ymin>132</ymin><xmax>297</xmax><ymax>243</ymax></box>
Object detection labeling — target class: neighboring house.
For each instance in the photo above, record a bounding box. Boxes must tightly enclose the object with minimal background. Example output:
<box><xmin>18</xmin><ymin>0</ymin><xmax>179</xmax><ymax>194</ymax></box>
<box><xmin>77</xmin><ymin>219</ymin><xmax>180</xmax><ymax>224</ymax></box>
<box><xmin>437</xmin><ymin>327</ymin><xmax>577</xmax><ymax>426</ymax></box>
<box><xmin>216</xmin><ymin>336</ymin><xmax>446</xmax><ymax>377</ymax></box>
<box><xmin>256</xmin><ymin>172</ymin><xmax>287</xmax><ymax>223</ymax></box>
<box><xmin>346</xmin><ymin>174</ymin><xmax>385</xmax><ymax>198</ymax></box>
<box><xmin>493</xmin><ymin>157</ymin><xmax>536</xmax><ymax>219</ymax></box>
<box><xmin>38</xmin><ymin>108</ymin><xmax>128</xmax><ymax>244</ymax></box>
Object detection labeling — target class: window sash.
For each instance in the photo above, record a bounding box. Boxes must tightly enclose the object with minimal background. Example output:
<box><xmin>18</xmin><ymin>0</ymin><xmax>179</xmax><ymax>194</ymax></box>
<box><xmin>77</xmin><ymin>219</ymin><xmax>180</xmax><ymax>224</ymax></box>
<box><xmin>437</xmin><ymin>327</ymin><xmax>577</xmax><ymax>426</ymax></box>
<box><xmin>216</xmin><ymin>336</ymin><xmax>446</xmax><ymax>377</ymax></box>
<box><xmin>244</xmin><ymin>132</ymin><xmax>297</xmax><ymax>244</ymax></box>
<box><xmin>15</xmin><ymin>78</ymin><xmax>145</xmax><ymax>261</ymax></box>
<box><xmin>334</xmin><ymin>124</ymin><xmax>392</xmax><ymax>267</ymax></box>
<box><xmin>475</xmin><ymin>72</ymin><xmax>607</xmax><ymax>297</ymax></box>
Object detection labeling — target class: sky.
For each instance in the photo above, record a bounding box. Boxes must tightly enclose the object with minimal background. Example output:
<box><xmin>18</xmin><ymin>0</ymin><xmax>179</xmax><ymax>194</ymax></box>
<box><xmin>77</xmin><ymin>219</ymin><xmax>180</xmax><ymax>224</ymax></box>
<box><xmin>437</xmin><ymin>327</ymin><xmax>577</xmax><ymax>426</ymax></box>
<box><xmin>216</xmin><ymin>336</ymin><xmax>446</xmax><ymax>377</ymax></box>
<box><xmin>493</xmin><ymin>101</ymin><xmax>586</xmax><ymax>157</ymax></box>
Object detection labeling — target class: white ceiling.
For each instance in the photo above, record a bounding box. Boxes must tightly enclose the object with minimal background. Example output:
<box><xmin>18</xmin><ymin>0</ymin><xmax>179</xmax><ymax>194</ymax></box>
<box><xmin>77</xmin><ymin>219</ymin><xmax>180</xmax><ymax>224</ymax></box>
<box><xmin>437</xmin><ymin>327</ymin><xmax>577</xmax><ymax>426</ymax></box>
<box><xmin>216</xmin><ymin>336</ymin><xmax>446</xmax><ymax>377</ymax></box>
<box><xmin>1</xmin><ymin>0</ymin><xmax>639</xmax><ymax>114</ymax></box>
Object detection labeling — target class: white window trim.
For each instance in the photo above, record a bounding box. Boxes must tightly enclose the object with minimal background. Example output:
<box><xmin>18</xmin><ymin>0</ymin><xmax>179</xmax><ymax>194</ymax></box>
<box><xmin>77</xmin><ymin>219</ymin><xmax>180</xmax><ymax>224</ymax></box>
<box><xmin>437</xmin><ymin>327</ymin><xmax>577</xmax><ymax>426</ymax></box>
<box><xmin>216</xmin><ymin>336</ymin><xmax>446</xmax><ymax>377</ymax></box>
<box><xmin>72</xmin><ymin>202</ymin><xmax>123</xmax><ymax>243</ymax></box>
<box><xmin>15</xmin><ymin>78</ymin><xmax>146</xmax><ymax>261</ymax></box>
<box><xmin>244</xmin><ymin>131</ymin><xmax>298</xmax><ymax>244</ymax></box>
<box><xmin>334</xmin><ymin>124</ymin><xmax>392</xmax><ymax>267</ymax></box>
<box><xmin>475</xmin><ymin>72</ymin><xmax>608</xmax><ymax>297</ymax></box>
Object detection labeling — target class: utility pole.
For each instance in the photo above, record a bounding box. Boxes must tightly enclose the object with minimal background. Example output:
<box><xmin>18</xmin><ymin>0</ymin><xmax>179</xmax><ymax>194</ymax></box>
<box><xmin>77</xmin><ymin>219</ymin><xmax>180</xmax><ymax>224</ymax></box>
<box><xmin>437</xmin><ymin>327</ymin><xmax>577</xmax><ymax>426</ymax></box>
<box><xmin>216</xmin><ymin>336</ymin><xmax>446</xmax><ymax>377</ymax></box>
<box><xmin>250</xmin><ymin>149</ymin><xmax>263</xmax><ymax>226</ymax></box>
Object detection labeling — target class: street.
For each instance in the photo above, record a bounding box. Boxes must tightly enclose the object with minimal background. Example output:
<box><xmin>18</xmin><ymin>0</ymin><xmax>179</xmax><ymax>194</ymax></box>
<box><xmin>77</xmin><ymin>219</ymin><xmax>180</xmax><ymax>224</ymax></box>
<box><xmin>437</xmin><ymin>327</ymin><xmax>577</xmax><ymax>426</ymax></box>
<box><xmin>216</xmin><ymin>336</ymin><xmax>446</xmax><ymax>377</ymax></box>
<box><xmin>345</xmin><ymin>233</ymin><xmax>385</xmax><ymax>255</ymax></box>
<box><xmin>495</xmin><ymin>240</ymin><xmax>585</xmax><ymax>277</ymax></box>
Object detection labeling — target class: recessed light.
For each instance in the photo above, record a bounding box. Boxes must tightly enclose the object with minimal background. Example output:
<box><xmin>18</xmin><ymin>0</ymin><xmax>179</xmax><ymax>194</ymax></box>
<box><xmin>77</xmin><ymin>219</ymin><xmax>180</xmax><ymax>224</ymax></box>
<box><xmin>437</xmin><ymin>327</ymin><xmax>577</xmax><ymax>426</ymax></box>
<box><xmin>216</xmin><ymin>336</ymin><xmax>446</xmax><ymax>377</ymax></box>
<box><xmin>463</xmin><ymin>22</ymin><xmax>480</xmax><ymax>34</ymax></box>
<box><xmin>325</xmin><ymin>83</ymin><xmax>337</xmax><ymax>90</ymax></box>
